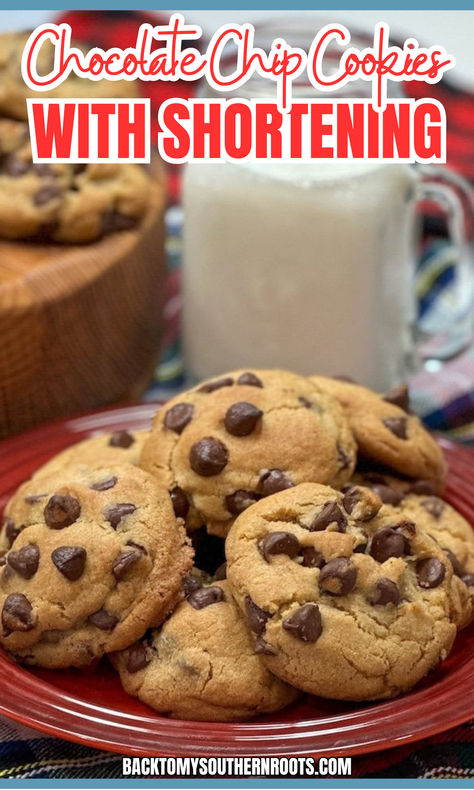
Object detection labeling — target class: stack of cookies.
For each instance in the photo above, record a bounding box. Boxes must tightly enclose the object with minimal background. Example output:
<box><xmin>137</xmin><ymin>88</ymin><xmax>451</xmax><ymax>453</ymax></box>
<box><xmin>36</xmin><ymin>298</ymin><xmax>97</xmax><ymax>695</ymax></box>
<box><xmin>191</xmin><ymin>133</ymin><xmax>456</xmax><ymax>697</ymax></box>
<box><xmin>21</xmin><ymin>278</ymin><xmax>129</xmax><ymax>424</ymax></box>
<box><xmin>0</xmin><ymin>32</ymin><xmax>151</xmax><ymax>244</ymax></box>
<box><xmin>0</xmin><ymin>31</ymin><xmax>168</xmax><ymax>440</ymax></box>
<box><xmin>1</xmin><ymin>369</ymin><xmax>473</xmax><ymax>721</ymax></box>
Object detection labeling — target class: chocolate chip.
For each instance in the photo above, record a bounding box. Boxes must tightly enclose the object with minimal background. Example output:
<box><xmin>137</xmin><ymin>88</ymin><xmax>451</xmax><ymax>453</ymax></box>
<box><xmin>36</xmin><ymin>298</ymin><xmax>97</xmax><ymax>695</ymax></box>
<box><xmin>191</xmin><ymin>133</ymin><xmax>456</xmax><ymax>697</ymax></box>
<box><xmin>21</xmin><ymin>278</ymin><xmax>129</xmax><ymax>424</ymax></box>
<box><xmin>225</xmin><ymin>490</ymin><xmax>259</xmax><ymax>516</ymax></box>
<box><xmin>3</xmin><ymin>153</ymin><xmax>29</xmax><ymax>177</ymax></box>
<box><xmin>253</xmin><ymin>635</ymin><xmax>278</xmax><ymax>656</ymax></box>
<box><xmin>215</xmin><ymin>562</ymin><xmax>227</xmax><ymax>580</ymax></box>
<box><xmin>198</xmin><ymin>377</ymin><xmax>234</xmax><ymax>393</ymax></box>
<box><xmin>369</xmin><ymin>578</ymin><xmax>400</xmax><ymax>606</ymax></box>
<box><xmin>462</xmin><ymin>573</ymin><xmax>474</xmax><ymax>587</ymax></box>
<box><xmin>7</xmin><ymin>545</ymin><xmax>39</xmax><ymax>579</ymax></box>
<box><xmin>170</xmin><ymin>487</ymin><xmax>189</xmax><ymax>519</ymax></box>
<box><xmin>44</xmin><ymin>495</ymin><xmax>81</xmax><ymax>529</ymax></box>
<box><xmin>2</xmin><ymin>594</ymin><xmax>34</xmax><ymax>633</ymax></box>
<box><xmin>444</xmin><ymin>548</ymin><xmax>463</xmax><ymax>577</ymax></box>
<box><xmin>298</xmin><ymin>396</ymin><xmax>313</xmax><ymax>409</ymax></box>
<box><xmin>88</xmin><ymin>608</ymin><xmax>118</xmax><ymax>630</ymax></box>
<box><xmin>301</xmin><ymin>547</ymin><xmax>326</xmax><ymax>568</ymax></box>
<box><xmin>109</xmin><ymin>430</ymin><xmax>134</xmax><ymax>448</ymax></box>
<box><xmin>34</xmin><ymin>184</ymin><xmax>62</xmax><ymax>206</ymax></box>
<box><xmin>112</xmin><ymin>548</ymin><xmax>140</xmax><ymax>580</ymax></box>
<box><xmin>35</xmin><ymin>163</ymin><xmax>55</xmax><ymax>177</ymax></box>
<box><xmin>259</xmin><ymin>469</ymin><xmax>294</xmax><ymax>497</ymax></box>
<box><xmin>224</xmin><ymin>402</ymin><xmax>263</xmax><ymax>436</ymax></box>
<box><xmin>3</xmin><ymin>517</ymin><xmax>20</xmax><ymax>547</ymax></box>
<box><xmin>237</xmin><ymin>372</ymin><xmax>263</xmax><ymax>388</ymax></box>
<box><xmin>337</xmin><ymin>443</ymin><xmax>351</xmax><ymax>470</ymax></box>
<box><xmin>182</xmin><ymin>574</ymin><xmax>203</xmax><ymax>597</ymax></box>
<box><xmin>416</xmin><ymin>557</ymin><xmax>446</xmax><ymax>589</ymax></box>
<box><xmin>258</xmin><ymin>532</ymin><xmax>300</xmax><ymax>563</ymax></box>
<box><xmin>164</xmin><ymin>403</ymin><xmax>194</xmax><ymax>434</ymax></box>
<box><xmin>245</xmin><ymin>595</ymin><xmax>271</xmax><ymax>635</ymax></box>
<box><xmin>104</xmin><ymin>503</ymin><xmax>136</xmax><ymax>529</ymax></box>
<box><xmin>370</xmin><ymin>484</ymin><xmax>404</xmax><ymax>506</ymax></box>
<box><xmin>370</xmin><ymin>526</ymin><xmax>411</xmax><ymax>563</ymax></box>
<box><xmin>383</xmin><ymin>417</ymin><xmax>408</xmax><ymax>439</ymax></box>
<box><xmin>24</xmin><ymin>494</ymin><xmax>47</xmax><ymax>504</ymax></box>
<box><xmin>91</xmin><ymin>476</ymin><xmax>117</xmax><ymax>492</ymax></box>
<box><xmin>51</xmin><ymin>546</ymin><xmax>87</xmax><ymax>581</ymax></box>
<box><xmin>342</xmin><ymin>489</ymin><xmax>361</xmax><ymax>515</ymax></box>
<box><xmin>409</xmin><ymin>480</ymin><xmax>437</xmax><ymax>496</ymax></box>
<box><xmin>190</xmin><ymin>438</ymin><xmax>228</xmax><ymax>477</ymax></box>
<box><xmin>342</xmin><ymin>485</ymin><xmax>384</xmax><ymax>520</ymax></box>
<box><xmin>126</xmin><ymin>642</ymin><xmax>150</xmax><ymax>673</ymax></box>
<box><xmin>283</xmin><ymin>604</ymin><xmax>322</xmax><ymax>643</ymax></box>
<box><xmin>383</xmin><ymin>384</ymin><xmax>410</xmax><ymax>412</ymax></box>
<box><xmin>307</xmin><ymin>501</ymin><xmax>347</xmax><ymax>532</ymax></box>
<box><xmin>187</xmin><ymin>586</ymin><xmax>225</xmax><ymax>609</ymax></box>
<box><xmin>319</xmin><ymin>558</ymin><xmax>357</xmax><ymax>595</ymax></box>
<box><xmin>101</xmin><ymin>211</ymin><xmax>136</xmax><ymax>234</ymax></box>
<box><xmin>422</xmin><ymin>497</ymin><xmax>445</xmax><ymax>520</ymax></box>
<box><xmin>0</xmin><ymin>557</ymin><xmax>5</xmax><ymax>567</ymax></box>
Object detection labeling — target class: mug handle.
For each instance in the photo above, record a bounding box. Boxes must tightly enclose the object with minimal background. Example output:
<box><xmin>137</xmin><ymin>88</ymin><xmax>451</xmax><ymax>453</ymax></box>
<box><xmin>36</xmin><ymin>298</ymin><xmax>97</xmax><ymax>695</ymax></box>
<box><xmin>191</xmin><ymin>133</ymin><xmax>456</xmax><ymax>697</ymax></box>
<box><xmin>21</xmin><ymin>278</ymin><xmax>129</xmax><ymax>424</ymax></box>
<box><xmin>413</xmin><ymin>164</ymin><xmax>474</xmax><ymax>365</ymax></box>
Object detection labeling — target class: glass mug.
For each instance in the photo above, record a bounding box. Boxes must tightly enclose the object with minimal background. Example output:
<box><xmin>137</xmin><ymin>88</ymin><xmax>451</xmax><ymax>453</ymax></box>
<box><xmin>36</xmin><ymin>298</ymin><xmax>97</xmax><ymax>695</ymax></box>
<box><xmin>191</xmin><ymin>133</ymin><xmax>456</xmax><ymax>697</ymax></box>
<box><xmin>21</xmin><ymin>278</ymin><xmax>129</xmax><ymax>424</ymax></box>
<box><xmin>182</xmin><ymin>24</ymin><xmax>474</xmax><ymax>391</ymax></box>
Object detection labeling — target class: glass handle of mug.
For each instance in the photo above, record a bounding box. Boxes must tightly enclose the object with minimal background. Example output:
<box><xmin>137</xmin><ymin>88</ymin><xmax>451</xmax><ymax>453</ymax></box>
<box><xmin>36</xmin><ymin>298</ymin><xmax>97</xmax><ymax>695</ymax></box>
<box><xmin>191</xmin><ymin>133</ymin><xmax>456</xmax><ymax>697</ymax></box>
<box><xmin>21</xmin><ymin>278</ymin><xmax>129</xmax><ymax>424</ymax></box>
<box><xmin>414</xmin><ymin>165</ymin><xmax>474</xmax><ymax>366</ymax></box>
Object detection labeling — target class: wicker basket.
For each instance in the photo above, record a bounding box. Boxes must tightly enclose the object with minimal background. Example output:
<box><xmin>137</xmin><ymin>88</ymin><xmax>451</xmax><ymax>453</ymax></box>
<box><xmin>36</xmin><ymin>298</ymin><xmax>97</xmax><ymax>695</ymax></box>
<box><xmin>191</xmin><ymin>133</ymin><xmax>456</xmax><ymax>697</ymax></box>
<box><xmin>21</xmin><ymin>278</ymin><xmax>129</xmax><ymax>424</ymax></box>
<box><xmin>0</xmin><ymin>168</ymin><xmax>166</xmax><ymax>439</ymax></box>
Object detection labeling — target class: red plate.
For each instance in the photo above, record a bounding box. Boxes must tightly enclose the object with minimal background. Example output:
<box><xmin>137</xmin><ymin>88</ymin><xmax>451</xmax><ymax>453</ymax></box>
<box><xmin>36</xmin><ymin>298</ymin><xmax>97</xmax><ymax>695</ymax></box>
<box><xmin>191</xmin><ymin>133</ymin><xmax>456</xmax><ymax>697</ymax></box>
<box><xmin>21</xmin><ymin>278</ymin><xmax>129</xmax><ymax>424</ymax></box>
<box><xmin>0</xmin><ymin>406</ymin><xmax>473</xmax><ymax>757</ymax></box>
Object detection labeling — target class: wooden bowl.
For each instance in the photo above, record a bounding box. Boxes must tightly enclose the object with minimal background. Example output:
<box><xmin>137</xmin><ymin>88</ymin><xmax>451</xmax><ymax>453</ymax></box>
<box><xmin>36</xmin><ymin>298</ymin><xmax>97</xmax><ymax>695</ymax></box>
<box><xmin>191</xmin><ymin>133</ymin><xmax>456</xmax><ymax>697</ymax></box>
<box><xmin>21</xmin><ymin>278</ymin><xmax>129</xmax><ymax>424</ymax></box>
<box><xmin>0</xmin><ymin>170</ymin><xmax>166</xmax><ymax>439</ymax></box>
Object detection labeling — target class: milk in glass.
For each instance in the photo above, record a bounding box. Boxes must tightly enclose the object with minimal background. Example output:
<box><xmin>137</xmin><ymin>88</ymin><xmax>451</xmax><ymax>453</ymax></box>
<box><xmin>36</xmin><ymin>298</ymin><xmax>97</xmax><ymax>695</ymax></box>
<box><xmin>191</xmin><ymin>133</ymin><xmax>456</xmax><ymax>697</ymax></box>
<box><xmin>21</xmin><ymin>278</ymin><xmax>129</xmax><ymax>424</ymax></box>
<box><xmin>183</xmin><ymin>160</ymin><xmax>418</xmax><ymax>391</ymax></box>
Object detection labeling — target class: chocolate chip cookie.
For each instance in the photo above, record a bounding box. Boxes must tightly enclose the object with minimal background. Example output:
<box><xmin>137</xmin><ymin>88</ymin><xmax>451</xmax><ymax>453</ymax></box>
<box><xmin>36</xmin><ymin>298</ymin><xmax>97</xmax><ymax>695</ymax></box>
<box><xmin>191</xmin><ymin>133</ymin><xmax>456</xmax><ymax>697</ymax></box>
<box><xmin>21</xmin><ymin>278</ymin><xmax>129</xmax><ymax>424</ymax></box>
<box><xmin>350</xmin><ymin>471</ymin><xmax>474</xmax><ymax>628</ymax></box>
<box><xmin>226</xmin><ymin>482</ymin><xmax>459</xmax><ymax>701</ymax></box>
<box><xmin>310</xmin><ymin>377</ymin><xmax>446</xmax><ymax>489</ymax></box>
<box><xmin>0</xmin><ymin>31</ymin><xmax>137</xmax><ymax>122</ymax></box>
<box><xmin>140</xmin><ymin>369</ymin><xmax>357</xmax><ymax>537</ymax></box>
<box><xmin>0</xmin><ymin>463</ymin><xmax>193</xmax><ymax>667</ymax></box>
<box><xmin>111</xmin><ymin>580</ymin><xmax>298</xmax><ymax>721</ymax></box>
<box><xmin>32</xmin><ymin>430</ymin><xmax>149</xmax><ymax>480</ymax></box>
<box><xmin>0</xmin><ymin>119</ymin><xmax>151</xmax><ymax>243</ymax></box>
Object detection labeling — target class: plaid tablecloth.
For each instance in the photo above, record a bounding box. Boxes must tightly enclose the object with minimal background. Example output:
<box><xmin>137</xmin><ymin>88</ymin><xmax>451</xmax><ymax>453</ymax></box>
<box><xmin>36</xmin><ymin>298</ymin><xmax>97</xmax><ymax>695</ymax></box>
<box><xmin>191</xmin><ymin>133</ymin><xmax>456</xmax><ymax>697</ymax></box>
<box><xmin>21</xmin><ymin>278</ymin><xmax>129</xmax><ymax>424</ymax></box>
<box><xmin>0</xmin><ymin>10</ymin><xmax>473</xmax><ymax>780</ymax></box>
<box><xmin>0</xmin><ymin>717</ymin><xmax>473</xmax><ymax>779</ymax></box>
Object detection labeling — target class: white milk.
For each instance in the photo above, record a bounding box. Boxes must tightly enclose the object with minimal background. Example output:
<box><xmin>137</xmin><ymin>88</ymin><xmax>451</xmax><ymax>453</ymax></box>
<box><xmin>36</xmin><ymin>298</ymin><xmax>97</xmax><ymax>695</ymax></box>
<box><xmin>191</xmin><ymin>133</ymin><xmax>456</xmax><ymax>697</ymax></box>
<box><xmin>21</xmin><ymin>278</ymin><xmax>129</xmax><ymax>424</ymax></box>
<box><xmin>183</xmin><ymin>160</ymin><xmax>419</xmax><ymax>391</ymax></box>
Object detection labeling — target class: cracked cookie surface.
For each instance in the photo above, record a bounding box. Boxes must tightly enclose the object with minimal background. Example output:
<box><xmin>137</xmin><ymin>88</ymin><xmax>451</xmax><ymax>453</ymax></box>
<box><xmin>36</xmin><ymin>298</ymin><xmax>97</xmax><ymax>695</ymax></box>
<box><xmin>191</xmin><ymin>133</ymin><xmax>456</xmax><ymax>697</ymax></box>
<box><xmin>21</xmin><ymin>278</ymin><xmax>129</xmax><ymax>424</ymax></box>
<box><xmin>351</xmin><ymin>471</ymin><xmax>474</xmax><ymax>628</ymax></box>
<box><xmin>0</xmin><ymin>119</ymin><xmax>151</xmax><ymax>243</ymax></box>
<box><xmin>1</xmin><ymin>434</ymin><xmax>148</xmax><ymax>555</ymax></box>
<box><xmin>226</xmin><ymin>482</ymin><xmax>458</xmax><ymax>701</ymax></box>
<box><xmin>309</xmin><ymin>377</ymin><xmax>446</xmax><ymax>489</ymax></box>
<box><xmin>111</xmin><ymin>580</ymin><xmax>298</xmax><ymax>721</ymax></box>
<box><xmin>31</xmin><ymin>430</ymin><xmax>149</xmax><ymax>481</ymax></box>
<box><xmin>140</xmin><ymin>369</ymin><xmax>357</xmax><ymax>537</ymax></box>
<box><xmin>0</xmin><ymin>463</ymin><xmax>193</xmax><ymax>667</ymax></box>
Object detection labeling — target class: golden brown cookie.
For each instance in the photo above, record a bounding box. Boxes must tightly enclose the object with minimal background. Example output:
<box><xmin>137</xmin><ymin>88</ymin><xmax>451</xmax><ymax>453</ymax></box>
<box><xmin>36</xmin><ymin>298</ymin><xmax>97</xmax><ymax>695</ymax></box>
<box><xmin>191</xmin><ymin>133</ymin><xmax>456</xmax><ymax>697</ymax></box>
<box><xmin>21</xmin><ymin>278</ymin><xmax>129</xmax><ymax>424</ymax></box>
<box><xmin>350</xmin><ymin>471</ymin><xmax>474</xmax><ymax>628</ymax></box>
<box><xmin>309</xmin><ymin>377</ymin><xmax>446</xmax><ymax>488</ymax></box>
<box><xmin>140</xmin><ymin>369</ymin><xmax>357</xmax><ymax>537</ymax></box>
<box><xmin>0</xmin><ymin>463</ymin><xmax>193</xmax><ymax>667</ymax></box>
<box><xmin>32</xmin><ymin>430</ymin><xmax>149</xmax><ymax>479</ymax></box>
<box><xmin>0</xmin><ymin>119</ymin><xmax>151</xmax><ymax>243</ymax></box>
<box><xmin>226</xmin><ymin>482</ymin><xmax>459</xmax><ymax>701</ymax></box>
<box><xmin>111</xmin><ymin>580</ymin><xmax>299</xmax><ymax>721</ymax></box>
